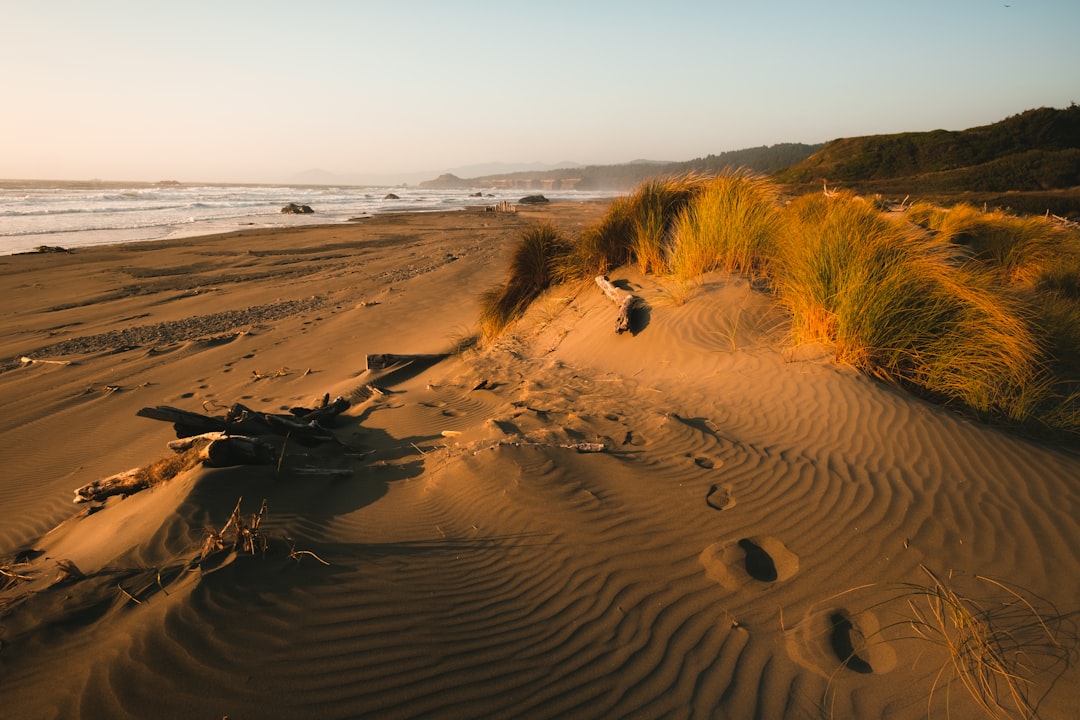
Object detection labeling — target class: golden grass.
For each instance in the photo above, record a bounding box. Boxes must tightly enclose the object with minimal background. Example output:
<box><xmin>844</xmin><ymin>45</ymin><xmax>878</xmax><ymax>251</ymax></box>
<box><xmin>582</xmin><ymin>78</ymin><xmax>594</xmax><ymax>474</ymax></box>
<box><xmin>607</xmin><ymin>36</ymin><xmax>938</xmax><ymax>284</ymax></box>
<box><xmin>668</xmin><ymin>171</ymin><xmax>782</xmax><ymax>279</ymax></box>
<box><xmin>557</xmin><ymin>194</ymin><xmax>637</xmax><ymax>279</ymax></box>
<box><xmin>924</xmin><ymin>203</ymin><xmax>1068</xmax><ymax>286</ymax></box>
<box><xmin>895</xmin><ymin>566</ymin><xmax>1074</xmax><ymax>720</ymax></box>
<box><xmin>139</xmin><ymin>446</ymin><xmax>206</xmax><ymax>487</ymax></box>
<box><xmin>777</xmin><ymin>192</ymin><xmax>1050</xmax><ymax>421</ymax></box>
<box><xmin>479</xmin><ymin>222</ymin><xmax>570</xmax><ymax>342</ymax></box>
<box><xmin>627</xmin><ymin>175</ymin><xmax>705</xmax><ymax>275</ymax></box>
<box><xmin>479</xmin><ymin>172</ymin><xmax>1080</xmax><ymax>434</ymax></box>
<box><xmin>556</xmin><ymin>174</ymin><xmax>706</xmax><ymax>280</ymax></box>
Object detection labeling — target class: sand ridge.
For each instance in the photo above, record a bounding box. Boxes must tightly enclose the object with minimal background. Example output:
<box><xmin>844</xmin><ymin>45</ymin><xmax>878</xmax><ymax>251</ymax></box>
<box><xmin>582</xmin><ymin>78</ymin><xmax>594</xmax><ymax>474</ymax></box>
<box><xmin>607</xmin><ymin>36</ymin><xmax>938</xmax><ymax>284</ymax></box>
<box><xmin>2</xmin><ymin>203</ymin><xmax>1078</xmax><ymax>719</ymax></box>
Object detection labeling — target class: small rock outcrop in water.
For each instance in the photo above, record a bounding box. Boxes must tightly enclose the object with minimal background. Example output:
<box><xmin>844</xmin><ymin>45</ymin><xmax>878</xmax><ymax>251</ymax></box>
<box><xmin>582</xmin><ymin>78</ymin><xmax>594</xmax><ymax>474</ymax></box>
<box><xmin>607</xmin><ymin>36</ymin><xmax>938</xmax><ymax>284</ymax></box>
<box><xmin>383</xmin><ymin>193</ymin><xmax>400</xmax><ymax>200</ymax></box>
<box><xmin>519</xmin><ymin>194</ymin><xmax>549</xmax><ymax>204</ymax></box>
<box><xmin>281</xmin><ymin>203</ymin><xmax>314</xmax><ymax>214</ymax></box>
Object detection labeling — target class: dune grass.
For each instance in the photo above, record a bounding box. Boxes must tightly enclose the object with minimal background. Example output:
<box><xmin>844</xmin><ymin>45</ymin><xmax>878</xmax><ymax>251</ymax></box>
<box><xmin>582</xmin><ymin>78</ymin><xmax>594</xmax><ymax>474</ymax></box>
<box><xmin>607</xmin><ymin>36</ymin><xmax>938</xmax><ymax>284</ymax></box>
<box><xmin>892</xmin><ymin>566</ymin><xmax>1073</xmax><ymax>720</ymax></box>
<box><xmin>916</xmin><ymin>202</ymin><xmax>1068</xmax><ymax>286</ymax></box>
<box><xmin>626</xmin><ymin>175</ymin><xmax>705</xmax><ymax>275</ymax></box>
<box><xmin>668</xmin><ymin>171</ymin><xmax>782</xmax><ymax>279</ymax></box>
<box><xmin>556</xmin><ymin>194</ymin><xmax>637</xmax><ymax>279</ymax></box>
<box><xmin>479</xmin><ymin>171</ymin><xmax>1080</xmax><ymax>434</ymax></box>
<box><xmin>479</xmin><ymin>222</ymin><xmax>571</xmax><ymax>341</ymax></box>
<box><xmin>778</xmin><ymin>192</ymin><xmax>1049</xmax><ymax>421</ymax></box>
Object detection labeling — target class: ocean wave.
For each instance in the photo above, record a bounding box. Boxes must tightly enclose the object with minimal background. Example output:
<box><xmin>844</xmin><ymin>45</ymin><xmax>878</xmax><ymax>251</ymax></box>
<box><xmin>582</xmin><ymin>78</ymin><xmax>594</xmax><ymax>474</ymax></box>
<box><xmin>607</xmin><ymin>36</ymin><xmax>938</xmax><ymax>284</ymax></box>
<box><xmin>0</xmin><ymin>183</ymin><xmax>624</xmax><ymax>253</ymax></box>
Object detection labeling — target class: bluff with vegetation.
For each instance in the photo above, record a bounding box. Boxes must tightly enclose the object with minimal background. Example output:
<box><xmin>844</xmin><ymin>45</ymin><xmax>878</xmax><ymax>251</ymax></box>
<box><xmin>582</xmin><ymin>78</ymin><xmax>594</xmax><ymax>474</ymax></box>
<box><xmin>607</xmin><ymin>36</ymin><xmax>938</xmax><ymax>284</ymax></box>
<box><xmin>420</xmin><ymin>143</ymin><xmax>823</xmax><ymax>191</ymax></box>
<box><xmin>778</xmin><ymin>105</ymin><xmax>1080</xmax><ymax>215</ymax></box>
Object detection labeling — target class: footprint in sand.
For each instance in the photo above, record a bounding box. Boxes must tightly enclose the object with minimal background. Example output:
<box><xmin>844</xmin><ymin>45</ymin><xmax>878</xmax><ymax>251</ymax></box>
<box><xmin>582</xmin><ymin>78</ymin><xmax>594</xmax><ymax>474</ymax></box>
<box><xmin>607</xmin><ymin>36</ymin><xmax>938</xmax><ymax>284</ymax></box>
<box><xmin>829</xmin><ymin>611</ymin><xmax>874</xmax><ymax>674</ymax></box>
<box><xmin>738</xmin><ymin>538</ymin><xmax>777</xmax><ymax>582</ymax></box>
<box><xmin>699</xmin><ymin>535</ymin><xmax>798</xmax><ymax>589</ymax></box>
<box><xmin>784</xmin><ymin>604</ymin><xmax>896</xmax><ymax>677</ymax></box>
<box><xmin>706</xmin><ymin>483</ymin><xmax>735</xmax><ymax>511</ymax></box>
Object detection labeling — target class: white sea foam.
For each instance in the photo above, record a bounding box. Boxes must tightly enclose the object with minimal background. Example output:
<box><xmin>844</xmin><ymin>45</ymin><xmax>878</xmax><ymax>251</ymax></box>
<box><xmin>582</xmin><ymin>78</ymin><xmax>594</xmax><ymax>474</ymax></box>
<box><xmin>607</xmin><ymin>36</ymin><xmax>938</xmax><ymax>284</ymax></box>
<box><xmin>0</xmin><ymin>182</ymin><xmax>620</xmax><ymax>254</ymax></box>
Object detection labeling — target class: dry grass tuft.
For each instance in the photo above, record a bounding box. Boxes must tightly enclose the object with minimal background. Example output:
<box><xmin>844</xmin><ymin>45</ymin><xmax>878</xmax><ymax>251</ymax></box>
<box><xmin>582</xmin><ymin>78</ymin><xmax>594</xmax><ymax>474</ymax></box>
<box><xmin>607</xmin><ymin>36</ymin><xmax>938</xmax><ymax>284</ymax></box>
<box><xmin>896</xmin><ymin>566</ymin><xmax>1075</xmax><ymax>720</ymax></box>
<box><xmin>626</xmin><ymin>174</ymin><xmax>706</xmax><ymax>275</ymax></box>
<box><xmin>925</xmin><ymin>203</ymin><xmax>1068</xmax><ymax>286</ymax></box>
<box><xmin>558</xmin><ymin>195</ymin><xmax>638</xmax><ymax>279</ymax></box>
<box><xmin>139</xmin><ymin>446</ymin><xmax>206</xmax><ymax>487</ymax></box>
<box><xmin>479</xmin><ymin>222</ymin><xmax>570</xmax><ymax>341</ymax></box>
<box><xmin>200</xmin><ymin>496</ymin><xmax>269</xmax><ymax>560</ymax></box>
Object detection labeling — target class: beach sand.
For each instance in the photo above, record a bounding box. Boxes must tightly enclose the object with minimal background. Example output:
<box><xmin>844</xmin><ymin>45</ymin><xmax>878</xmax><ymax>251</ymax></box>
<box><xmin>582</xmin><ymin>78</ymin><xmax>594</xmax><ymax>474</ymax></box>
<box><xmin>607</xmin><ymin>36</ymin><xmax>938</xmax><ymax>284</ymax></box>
<box><xmin>1</xmin><ymin>202</ymin><xmax>1078</xmax><ymax>719</ymax></box>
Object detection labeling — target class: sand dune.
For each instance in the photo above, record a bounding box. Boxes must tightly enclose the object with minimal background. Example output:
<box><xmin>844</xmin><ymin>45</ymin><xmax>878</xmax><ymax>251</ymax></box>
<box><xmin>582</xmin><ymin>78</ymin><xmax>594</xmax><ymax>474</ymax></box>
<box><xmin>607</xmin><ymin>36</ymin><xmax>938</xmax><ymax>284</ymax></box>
<box><xmin>2</xmin><ymin>203</ymin><xmax>1078</xmax><ymax>719</ymax></box>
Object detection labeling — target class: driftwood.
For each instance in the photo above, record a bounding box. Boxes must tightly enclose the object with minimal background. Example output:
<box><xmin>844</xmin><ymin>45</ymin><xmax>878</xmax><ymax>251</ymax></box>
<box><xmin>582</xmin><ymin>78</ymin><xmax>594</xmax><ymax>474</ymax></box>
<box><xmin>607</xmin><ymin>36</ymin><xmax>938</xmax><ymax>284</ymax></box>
<box><xmin>74</xmin><ymin>467</ymin><xmax>147</xmax><ymax>503</ymax></box>
<box><xmin>73</xmin><ymin>435</ymin><xmax>279</xmax><ymax>502</ymax></box>
<box><xmin>203</xmin><ymin>436</ymin><xmax>278</xmax><ymax>467</ymax></box>
<box><xmin>595</xmin><ymin>276</ymin><xmax>641</xmax><ymax>334</ymax></box>
<box><xmin>366</xmin><ymin>353</ymin><xmax>449</xmax><ymax>371</ymax></box>
<box><xmin>167</xmin><ymin>431</ymin><xmax>227</xmax><ymax>453</ymax></box>
<box><xmin>137</xmin><ymin>405</ymin><xmax>230</xmax><ymax>436</ymax></box>
<box><xmin>137</xmin><ymin>396</ymin><xmax>350</xmax><ymax>444</ymax></box>
<box><xmin>74</xmin><ymin>393</ymin><xmax>353</xmax><ymax>504</ymax></box>
<box><xmin>291</xmin><ymin>394</ymin><xmax>351</xmax><ymax>424</ymax></box>
<box><xmin>165</xmin><ymin>432</ymin><xmax>276</xmax><ymax>465</ymax></box>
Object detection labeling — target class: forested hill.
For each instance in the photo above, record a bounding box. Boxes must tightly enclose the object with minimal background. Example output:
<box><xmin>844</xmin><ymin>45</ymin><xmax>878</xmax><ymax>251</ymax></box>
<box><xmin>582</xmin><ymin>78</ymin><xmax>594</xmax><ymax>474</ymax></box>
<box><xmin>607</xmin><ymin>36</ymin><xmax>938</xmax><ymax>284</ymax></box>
<box><xmin>777</xmin><ymin>105</ymin><xmax>1080</xmax><ymax>194</ymax></box>
<box><xmin>421</xmin><ymin>143</ymin><xmax>823</xmax><ymax>190</ymax></box>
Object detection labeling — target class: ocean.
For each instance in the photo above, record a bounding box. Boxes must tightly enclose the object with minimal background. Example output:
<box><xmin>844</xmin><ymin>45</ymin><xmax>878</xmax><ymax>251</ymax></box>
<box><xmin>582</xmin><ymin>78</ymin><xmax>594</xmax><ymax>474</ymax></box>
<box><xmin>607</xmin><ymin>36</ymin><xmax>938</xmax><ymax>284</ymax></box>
<box><xmin>0</xmin><ymin>180</ymin><xmax>618</xmax><ymax>255</ymax></box>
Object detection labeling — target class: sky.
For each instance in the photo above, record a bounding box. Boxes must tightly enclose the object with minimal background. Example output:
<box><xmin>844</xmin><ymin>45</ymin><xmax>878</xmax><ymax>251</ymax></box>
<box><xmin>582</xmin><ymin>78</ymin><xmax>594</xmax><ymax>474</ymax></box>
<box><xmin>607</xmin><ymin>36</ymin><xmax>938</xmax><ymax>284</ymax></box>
<box><xmin>3</xmin><ymin>0</ymin><xmax>1078</xmax><ymax>184</ymax></box>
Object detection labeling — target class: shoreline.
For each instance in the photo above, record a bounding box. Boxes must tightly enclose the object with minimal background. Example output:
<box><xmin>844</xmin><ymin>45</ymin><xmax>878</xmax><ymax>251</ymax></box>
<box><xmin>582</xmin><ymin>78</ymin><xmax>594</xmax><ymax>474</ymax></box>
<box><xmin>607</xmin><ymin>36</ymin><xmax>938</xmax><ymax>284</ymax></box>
<box><xmin>1</xmin><ymin>179</ymin><xmax>623</xmax><ymax>256</ymax></box>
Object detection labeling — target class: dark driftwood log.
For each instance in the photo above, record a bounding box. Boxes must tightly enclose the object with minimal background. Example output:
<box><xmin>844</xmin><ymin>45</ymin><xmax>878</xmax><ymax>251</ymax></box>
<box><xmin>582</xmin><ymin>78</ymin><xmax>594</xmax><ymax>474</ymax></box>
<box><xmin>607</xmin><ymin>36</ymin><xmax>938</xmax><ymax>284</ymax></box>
<box><xmin>204</xmin><ymin>436</ymin><xmax>277</xmax><ymax>467</ymax></box>
<box><xmin>366</xmin><ymin>353</ymin><xmax>449</xmax><ymax>371</ymax></box>
<box><xmin>137</xmin><ymin>405</ymin><xmax>227</xmax><ymax>436</ymax></box>
<box><xmin>138</xmin><ymin>403</ymin><xmax>339</xmax><ymax>445</ymax></box>
<box><xmin>290</xmin><ymin>395</ymin><xmax>351</xmax><ymax>425</ymax></box>
<box><xmin>595</xmin><ymin>276</ymin><xmax>641</xmax><ymax>334</ymax></box>
<box><xmin>262</xmin><ymin>414</ymin><xmax>335</xmax><ymax>445</ymax></box>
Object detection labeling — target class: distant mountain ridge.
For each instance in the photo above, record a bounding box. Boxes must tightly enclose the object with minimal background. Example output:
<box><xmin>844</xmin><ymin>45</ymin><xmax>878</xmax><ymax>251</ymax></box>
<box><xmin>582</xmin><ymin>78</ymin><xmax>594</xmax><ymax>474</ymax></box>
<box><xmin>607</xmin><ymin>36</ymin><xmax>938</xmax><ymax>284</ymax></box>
<box><xmin>779</xmin><ymin>105</ymin><xmax>1080</xmax><ymax>194</ymax></box>
<box><xmin>420</xmin><ymin>143</ymin><xmax>824</xmax><ymax>190</ymax></box>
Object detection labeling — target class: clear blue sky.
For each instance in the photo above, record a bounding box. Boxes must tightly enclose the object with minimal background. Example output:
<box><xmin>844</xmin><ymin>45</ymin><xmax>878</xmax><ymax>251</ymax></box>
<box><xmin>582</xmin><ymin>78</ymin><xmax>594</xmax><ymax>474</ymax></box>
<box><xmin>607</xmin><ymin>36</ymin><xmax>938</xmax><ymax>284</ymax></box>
<box><xmin>3</xmin><ymin>0</ymin><xmax>1077</xmax><ymax>183</ymax></box>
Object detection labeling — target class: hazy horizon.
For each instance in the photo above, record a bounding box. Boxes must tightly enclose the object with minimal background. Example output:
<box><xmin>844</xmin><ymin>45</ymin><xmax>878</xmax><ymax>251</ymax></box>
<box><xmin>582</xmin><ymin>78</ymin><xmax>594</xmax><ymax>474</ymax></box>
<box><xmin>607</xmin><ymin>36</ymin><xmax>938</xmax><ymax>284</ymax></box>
<box><xmin>4</xmin><ymin>0</ymin><xmax>1078</xmax><ymax>185</ymax></box>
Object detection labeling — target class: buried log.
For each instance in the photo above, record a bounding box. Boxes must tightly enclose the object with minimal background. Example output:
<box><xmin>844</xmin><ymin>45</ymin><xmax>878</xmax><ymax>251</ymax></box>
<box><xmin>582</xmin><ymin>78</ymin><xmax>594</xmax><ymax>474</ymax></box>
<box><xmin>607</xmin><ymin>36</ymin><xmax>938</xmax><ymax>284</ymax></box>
<box><xmin>74</xmin><ymin>467</ymin><xmax>147</xmax><ymax>503</ymax></box>
<box><xmin>366</xmin><ymin>353</ymin><xmax>449</xmax><ymax>371</ymax></box>
<box><xmin>73</xmin><ymin>435</ymin><xmax>279</xmax><ymax>503</ymax></box>
<box><xmin>595</xmin><ymin>276</ymin><xmax>642</xmax><ymax>334</ymax></box>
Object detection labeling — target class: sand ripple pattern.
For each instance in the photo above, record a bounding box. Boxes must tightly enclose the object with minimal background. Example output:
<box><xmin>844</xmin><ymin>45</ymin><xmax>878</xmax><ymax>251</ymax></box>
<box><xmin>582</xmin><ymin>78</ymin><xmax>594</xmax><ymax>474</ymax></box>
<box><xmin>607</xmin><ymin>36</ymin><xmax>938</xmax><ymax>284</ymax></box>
<box><xmin>4</xmin><ymin>261</ymin><xmax>1080</xmax><ymax>719</ymax></box>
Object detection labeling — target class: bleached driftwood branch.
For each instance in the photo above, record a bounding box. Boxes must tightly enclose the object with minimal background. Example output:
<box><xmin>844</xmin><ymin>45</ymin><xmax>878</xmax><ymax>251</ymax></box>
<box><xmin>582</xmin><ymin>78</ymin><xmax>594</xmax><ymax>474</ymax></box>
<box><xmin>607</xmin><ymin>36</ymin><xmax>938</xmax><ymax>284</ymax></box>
<box><xmin>595</xmin><ymin>276</ymin><xmax>641</xmax><ymax>334</ymax></box>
